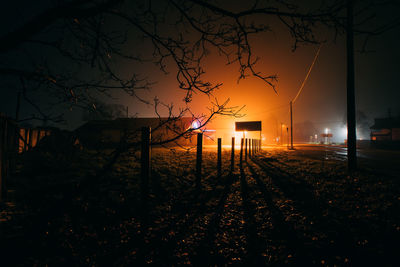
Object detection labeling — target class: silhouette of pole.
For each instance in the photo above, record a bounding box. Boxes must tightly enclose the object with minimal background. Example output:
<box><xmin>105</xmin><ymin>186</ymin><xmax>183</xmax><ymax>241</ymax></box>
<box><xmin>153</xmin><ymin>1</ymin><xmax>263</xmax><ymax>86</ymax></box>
<box><xmin>240</xmin><ymin>138</ymin><xmax>244</xmax><ymax>168</ymax></box>
<box><xmin>290</xmin><ymin>101</ymin><xmax>294</xmax><ymax>149</ymax></box>
<box><xmin>217</xmin><ymin>138</ymin><xmax>222</xmax><ymax>177</ymax></box>
<box><xmin>245</xmin><ymin>138</ymin><xmax>247</xmax><ymax>161</ymax></box>
<box><xmin>231</xmin><ymin>137</ymin><xmax>235</xmax><ymax>172</ymax></box>
<box><xmin>347</xmin><ymin>0</ymin><xmax>357</xmax><ymax>171</ymax></box>
<box><xmin>196</xmin><ymin>133</ymin><xmax>203</xmax><ymax>189</ymax></box>
<box><xmin>286</xmin><ymin>127</ymin><xmax>289</xmax><ymax>149</ymax></box>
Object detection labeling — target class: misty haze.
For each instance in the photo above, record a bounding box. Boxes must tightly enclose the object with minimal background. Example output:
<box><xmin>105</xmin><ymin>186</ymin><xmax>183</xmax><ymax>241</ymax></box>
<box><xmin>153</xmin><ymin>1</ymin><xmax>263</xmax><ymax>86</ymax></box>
<box><xmin>1</xmin><ymin>0</ymin><xmax>399</xmax><ymax>266</ymax></box>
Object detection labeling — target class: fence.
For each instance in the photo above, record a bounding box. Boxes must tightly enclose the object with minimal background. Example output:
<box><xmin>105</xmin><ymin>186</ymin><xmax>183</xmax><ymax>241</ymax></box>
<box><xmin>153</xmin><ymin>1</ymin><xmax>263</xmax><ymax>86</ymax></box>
<box><xmin>2</xmin><ymin>122</ymin><xmax>260</xmax><ymax>202</ymax></box>
<box><xmin>140</xmin><ymin>127</ymin><xmax>262</xmax><ymax>208</ymax></box>
<box><xmin>0</xmin><ymin>113</ymin><xmax>51</xmax><ymax>201</ymax></box>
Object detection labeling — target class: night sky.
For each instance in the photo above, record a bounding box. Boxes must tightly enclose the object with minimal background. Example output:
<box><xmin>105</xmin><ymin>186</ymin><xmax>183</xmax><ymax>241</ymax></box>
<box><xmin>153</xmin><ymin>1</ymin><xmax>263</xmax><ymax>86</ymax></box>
<box><xmin>1</xmin><ymin>0</ymin><xmax>400</xmax><ymax>143</ymax></box>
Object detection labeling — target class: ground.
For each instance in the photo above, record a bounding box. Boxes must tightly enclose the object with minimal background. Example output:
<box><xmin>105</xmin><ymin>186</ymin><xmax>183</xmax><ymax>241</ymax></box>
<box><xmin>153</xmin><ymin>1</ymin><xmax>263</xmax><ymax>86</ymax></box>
<box><xmin>0</xmin><ymin>144</ymin><xmax>399</xmax><ymax>266</ymax></box>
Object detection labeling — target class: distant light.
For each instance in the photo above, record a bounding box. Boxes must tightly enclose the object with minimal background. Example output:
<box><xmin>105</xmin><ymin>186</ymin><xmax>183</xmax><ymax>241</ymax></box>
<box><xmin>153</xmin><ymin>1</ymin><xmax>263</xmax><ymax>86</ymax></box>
<box><xmin>325</xmin><ymin>128</ymin><xmax>329</xmax><ymax>134</ymax></box>
<box><xmin>342</xmin><ymin>127</ymin><xmax>348</xmax><ymax>136</ymax></box>
<box><xmin>191</xmin><ymin>120</ymin><xmax>200</xmax><ymax>129</ymax></box>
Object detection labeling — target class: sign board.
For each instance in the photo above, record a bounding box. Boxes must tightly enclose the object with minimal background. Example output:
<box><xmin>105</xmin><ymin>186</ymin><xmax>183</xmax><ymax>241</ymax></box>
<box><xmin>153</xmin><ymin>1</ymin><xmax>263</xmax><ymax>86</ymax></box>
<box><xmin>321</xmin><ymin>133</ymin><xmax>333</xmax><ymax>138</ymax></box>
<box><xmin>235</xmin><ymin>121</ymin><xmax>262</xmax><ymax>131</ymax></box>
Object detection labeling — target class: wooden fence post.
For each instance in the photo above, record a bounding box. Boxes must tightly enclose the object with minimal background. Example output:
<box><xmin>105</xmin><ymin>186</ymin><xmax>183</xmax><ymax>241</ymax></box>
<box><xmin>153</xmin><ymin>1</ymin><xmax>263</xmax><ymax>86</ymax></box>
<box><xmin>240</xmin><ymin>138</ymin><xmax>244</xmax><ymax>168</ymax></box>
<box><xmin>231</xmin><ymin>137</ymin><xmax>235</xmax><ymax>172</ymax></box>
<box><xmin>247</xmin><ymin>138</ymin><xmax>251</xmax><ymax>158</ymax></box>
<box><xmin>245</xmin><ymin>138</ymin><xmax>248</xmax><ymax>162</ymax></box>
<box><xmin>141</xmin><ymin>126</ymin><xmax>151</xmax><ymax>214</ymax></box>
<box><xmin>217</xmin><ymin>138</ymin><xmax>222</xmax><ymax>178</ymax></box>
<box><xmin>249</xmin><ymin>139</ymin><xmax>254</xmax><ymax>156</ymax></box>
<box><xmin>195</xmin><ymin>133</ymin><xmax>203</xmax><ymax>190</ymax></box>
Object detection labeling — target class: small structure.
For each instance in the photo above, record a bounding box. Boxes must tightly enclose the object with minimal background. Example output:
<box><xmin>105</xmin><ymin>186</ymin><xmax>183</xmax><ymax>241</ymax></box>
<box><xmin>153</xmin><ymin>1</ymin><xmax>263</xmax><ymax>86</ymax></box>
<box><xmin>321</xmin><ymin>128</ymin><xmax>333</xmax><ymax>145</ymax></box>
<box><xmin>370</xmin><ymin>117</ymin><xmax>400</xmax><ymax>148</ymax></box>
<box><xmin>235</xmin><ymin>121</ymin><xmax>262</xmax><ymax>142</ymax></box>
<box><xmin>75</xmin><ymin>117</ymin><xmax>195</xmax><ymax>148</ymax></box>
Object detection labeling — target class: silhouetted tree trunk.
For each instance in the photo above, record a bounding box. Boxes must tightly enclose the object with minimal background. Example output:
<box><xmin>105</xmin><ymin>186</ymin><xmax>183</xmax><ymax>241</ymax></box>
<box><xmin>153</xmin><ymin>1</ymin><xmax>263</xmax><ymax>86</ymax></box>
<box><xmin>347</xmin><ymin>0</ymin><xmax>357</xmax><ymax>171</ymax></box>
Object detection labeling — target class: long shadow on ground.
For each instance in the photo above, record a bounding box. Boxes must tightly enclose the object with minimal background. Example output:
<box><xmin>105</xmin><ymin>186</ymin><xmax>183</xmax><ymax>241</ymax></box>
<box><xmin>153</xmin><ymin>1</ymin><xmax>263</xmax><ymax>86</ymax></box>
<box><xmin>250</xmin><ymin>155</ymin><xmax>398</xmax><ymax>266</ymax></box>
<box><xmin>189</xmin><ymin>173</ymin><xmax>236</xmax><ymax>265</ymax></box>
<box><xmin>245</xmin><ymin>161</ymin><xmax>311</xmax><ymax>265</ymax></box>
<box><xmin>239</xmin><ymin>165</ymin><xmax>268</xmax><ymax>265</ymax></box>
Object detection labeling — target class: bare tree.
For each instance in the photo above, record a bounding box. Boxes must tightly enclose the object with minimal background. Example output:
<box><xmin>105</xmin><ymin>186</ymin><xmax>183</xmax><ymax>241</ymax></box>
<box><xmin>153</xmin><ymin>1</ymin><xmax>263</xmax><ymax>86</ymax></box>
<box><xmin>1</xmin><ymin>0</ymin><xmax>399</xmax><ymax>166</ymax></box>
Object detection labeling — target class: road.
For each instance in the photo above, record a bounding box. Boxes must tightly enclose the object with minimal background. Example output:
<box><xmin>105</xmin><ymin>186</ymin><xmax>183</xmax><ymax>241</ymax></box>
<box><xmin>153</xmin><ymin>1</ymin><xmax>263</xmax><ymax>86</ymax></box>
<box><xmin>204</xmin><ymin>143</ymin><xmax>400</xmax><ymax>176</ymax></box>
<box><xmin>280</xmin><ymin>144</ymin><xmax>400</xmax><ymax>176</ymax></box>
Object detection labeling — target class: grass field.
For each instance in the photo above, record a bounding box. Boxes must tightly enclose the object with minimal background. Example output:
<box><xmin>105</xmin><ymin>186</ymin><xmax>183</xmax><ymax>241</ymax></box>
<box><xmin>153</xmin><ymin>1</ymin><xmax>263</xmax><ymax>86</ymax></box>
<box><xmin>0</xmin><ymin>146</ymin><xmax>399</xmax><ymax>266</ymax></box>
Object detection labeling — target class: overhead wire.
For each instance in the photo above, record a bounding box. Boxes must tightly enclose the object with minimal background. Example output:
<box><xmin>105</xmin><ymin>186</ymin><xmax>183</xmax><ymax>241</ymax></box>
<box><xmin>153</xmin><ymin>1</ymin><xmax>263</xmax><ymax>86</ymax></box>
<box><xmin>249</xmin><ymin>44</ymin><xmax>322</xmax><ymax>117</ymax></box>
<box><xmin>292</xmin><ymin>44</ymin><xmax>322</xmax><ymax>103</ymax></box>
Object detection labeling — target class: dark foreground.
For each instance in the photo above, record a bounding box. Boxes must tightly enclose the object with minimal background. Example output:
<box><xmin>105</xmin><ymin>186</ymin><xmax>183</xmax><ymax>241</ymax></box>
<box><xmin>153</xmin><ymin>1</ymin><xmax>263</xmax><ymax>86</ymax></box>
<box><xmin>0</xmin><ymin>146</ymin><xmax>399</xmax><ymax>266</ymax></box>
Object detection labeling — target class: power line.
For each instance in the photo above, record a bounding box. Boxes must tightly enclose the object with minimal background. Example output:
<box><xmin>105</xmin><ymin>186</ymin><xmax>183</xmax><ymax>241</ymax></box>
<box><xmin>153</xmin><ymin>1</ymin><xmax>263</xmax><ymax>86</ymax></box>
<box><xmin>292</xmin><ymin>44</ymin><xmax>322</xmax><ymax>103</ymax></box>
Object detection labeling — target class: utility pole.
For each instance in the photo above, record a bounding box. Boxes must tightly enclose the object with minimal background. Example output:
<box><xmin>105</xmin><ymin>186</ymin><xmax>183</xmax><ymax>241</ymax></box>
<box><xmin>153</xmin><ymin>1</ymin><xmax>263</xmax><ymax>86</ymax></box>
<box><xmin>347</xmin><ymin>0</ymin><xmax>357</xmax><ymax>171</ymax></box>
<box><xmin>290</xmin><ymin>101</ymin><xmax>294</xmax><ymax>149</ymax></box>
<box><xmin>286</xmin><ymin>127</ymin><xmax>289</xmax><ymax>149</ymax></box>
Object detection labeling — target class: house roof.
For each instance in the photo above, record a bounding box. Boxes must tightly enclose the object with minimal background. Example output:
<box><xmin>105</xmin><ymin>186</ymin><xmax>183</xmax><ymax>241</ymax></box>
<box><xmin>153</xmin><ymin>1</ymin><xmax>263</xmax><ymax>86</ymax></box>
<box><xmin>75</xmin><ymin>117</ymin><xmax>194</xmax><ymax>133</ymax></box>
<box><xmin>370</xmin><ymin>117</ymin><xmax>400</xmax><ymax>129</ymax></box>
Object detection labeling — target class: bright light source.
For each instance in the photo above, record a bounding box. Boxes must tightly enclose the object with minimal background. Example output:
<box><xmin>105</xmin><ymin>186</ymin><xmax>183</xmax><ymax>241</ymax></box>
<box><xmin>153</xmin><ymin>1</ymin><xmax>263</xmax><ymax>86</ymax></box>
<box><xmin>325</xmin><ymin>128</ymin><xmax>329</xmax><ymax>134</ymax></box>
<box><xmin>191</xmin><ymin>120</ymin><xmax>200</xmax><ymax>129</ymax></box>
<box><xmin>342</xmin><ymin>127</ymin><xmax>348</xmax><ymax>136</ymax></box>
